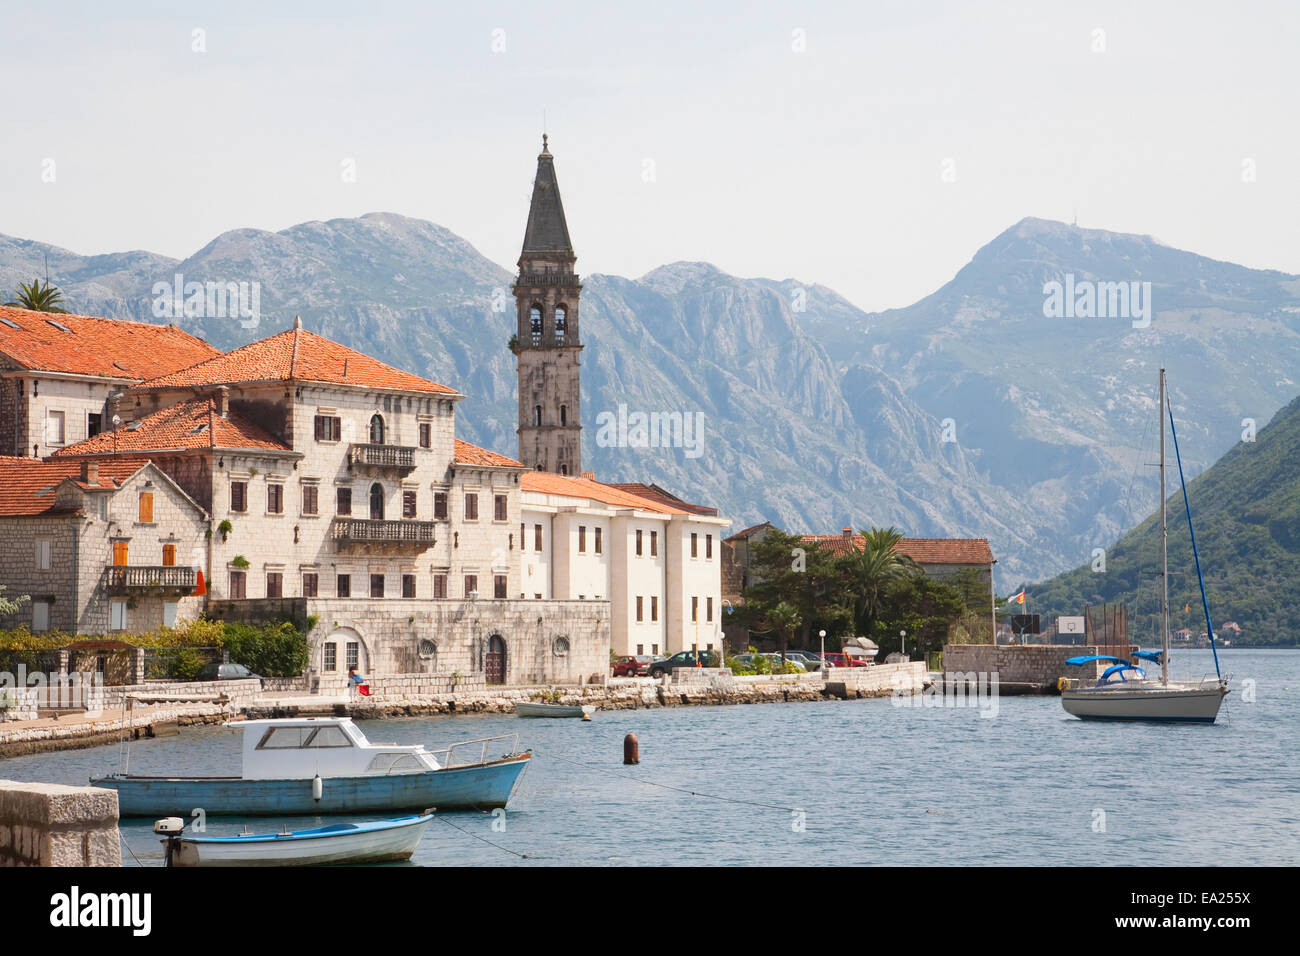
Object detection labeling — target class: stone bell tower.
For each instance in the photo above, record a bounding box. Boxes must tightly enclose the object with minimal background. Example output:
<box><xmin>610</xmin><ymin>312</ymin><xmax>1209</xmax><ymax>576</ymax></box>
<box><xmin>514</xmin><ymin>135</ymin><xmax>582</xmax><ymax>475</ymax></box>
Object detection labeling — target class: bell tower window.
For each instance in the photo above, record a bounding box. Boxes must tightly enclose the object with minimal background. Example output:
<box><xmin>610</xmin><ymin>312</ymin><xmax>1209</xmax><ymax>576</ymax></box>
<box><xmin>560</xmin><ymin>405</ymin><xmax>567</xmax><ymax>426</ymax></box>
<box><xmin>534</xmin><ymin>405</ymin><xmax>542</xmax><ymax>427</ymax></box>
<box><xmin>530</xmin><ymin>305</ymin><xmax>543</xmax><ymax>344</ymax></box>
<box><xmin>555</xmin><ymin>305</ymin><xmax>567</xmax><ymax>340</ymax></box>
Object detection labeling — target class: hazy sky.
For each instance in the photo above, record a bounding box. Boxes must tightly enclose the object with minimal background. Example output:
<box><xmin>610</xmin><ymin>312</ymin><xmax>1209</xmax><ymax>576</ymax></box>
<box><xmin>2</xmin><ymin>0</ymin><xmax>1297</xmax><ymax>312</ymax></box>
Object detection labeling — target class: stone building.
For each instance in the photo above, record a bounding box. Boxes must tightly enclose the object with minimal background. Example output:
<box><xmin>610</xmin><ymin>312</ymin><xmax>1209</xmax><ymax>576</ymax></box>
<box><xmin>0</xmin><ymin>305</ymin><xmax>219</xmax><ymax>458</ymax></box>
<box><xmin>0</xmin><ymin>456</ymin><xmax>207</xmax><ymax>634</ymax></box>
<box><xmin>520</xmin><ymin>473</ymin><xmax>728</xmax><ymax>658</ymax></box>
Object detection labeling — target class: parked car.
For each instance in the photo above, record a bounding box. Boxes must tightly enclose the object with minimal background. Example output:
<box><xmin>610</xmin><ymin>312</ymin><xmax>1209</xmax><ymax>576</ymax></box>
<box><xmin>647</xmin><ymin>650</ymin><xmax>719</xmax><ymax>678</ymax></box>
<box><xmin>762</xmin><ymin>653</ymin><xmax>805</xmax><ymax>671</ymax></box>
<box><xmin>823</xmin><ymin>652</ymin><xmax>871</xmax><ymax>669</ymax></box>
<box><xmin>612</xmin><ymin>655</ymin><xmax>654</xmax><ymax>676</ymax></box>
<box><xmin>200</xmin><ymin>661</ymin><xmax>263</xmax><ymax>682</ymax></box>
<box><xmin>784</xmin><ymin>651</ymin><xmax>823</xmax><ymax>667</ymax></box>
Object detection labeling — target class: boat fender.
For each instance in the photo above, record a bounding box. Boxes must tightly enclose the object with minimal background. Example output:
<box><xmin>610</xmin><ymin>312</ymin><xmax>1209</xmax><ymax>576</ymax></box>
<box><xmin>1056</xmin><ymin>677</ymin><xmax>1070</xmax><ymax>692</ymax></box>
<box><xmin>313</xmin><ymin>774</ymin><xmax>323</xmax><ymax>802</ymax></box>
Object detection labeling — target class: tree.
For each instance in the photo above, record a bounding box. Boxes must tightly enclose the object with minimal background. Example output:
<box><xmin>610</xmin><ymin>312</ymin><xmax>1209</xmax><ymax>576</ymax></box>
<box><xmin>733</xmin><ymin>528</ymin><xmax>852</xmax><ymax>653</ymax></box>
<box><xmin>871</xmin><ymin>573</ymin><xmax>966</xmax><ymax>659</ymax></box>
<box><xmin>0</xmin><ymin>584</ymin><xmax>29</xmax><ymax>617</ymax></box>
<box><xmin>838</xmin><ymin>527</ymin><xmax>920</xmax><ymax>637</ymax></box>
<box><xmin>5</xmin><ymin>279</ymin><xmax>69</xmax><ymax>313</ymax></box>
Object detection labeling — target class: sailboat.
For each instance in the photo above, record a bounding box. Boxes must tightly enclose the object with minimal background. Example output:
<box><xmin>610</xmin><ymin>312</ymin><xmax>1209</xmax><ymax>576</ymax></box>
<box><xmin>1060</xmin><ymin>369</ymin><xmax>1230</xmax><ymax>723</ymax></box>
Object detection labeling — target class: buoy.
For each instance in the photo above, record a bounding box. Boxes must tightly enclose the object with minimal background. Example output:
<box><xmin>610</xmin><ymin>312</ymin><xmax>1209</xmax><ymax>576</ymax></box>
<box><xmin>312</xmin><ymin>774</ymin><xmax>323</xmax><ymax>802</ymax></box>
<box><xmin>623</xmin><ymin>732</ymin><xmax>639</xmax><ymax>765</ymax></box>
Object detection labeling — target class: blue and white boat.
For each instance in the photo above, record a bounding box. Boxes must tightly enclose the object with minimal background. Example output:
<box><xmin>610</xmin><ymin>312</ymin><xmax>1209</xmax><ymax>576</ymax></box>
<box><xmin>1061</xmin><ymin>369</ymin><xmax>1230</xmax><ymax>723</ymax></box>
<box><xmin>92</xmin><ymin>717</ymin><xmax>530</xmax><ymax>816</ymax></box>
<box><xmin>157</xmin><ymin>812</ymin><xmax>433</xmax><ymax>867</ymax></box>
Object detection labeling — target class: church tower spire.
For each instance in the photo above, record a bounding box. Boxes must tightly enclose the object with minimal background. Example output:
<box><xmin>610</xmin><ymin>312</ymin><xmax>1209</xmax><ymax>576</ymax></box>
<box><xmin>515</xmin><ymin>136</ymin><xmax>582</xmax><ymax>475</ymax></box>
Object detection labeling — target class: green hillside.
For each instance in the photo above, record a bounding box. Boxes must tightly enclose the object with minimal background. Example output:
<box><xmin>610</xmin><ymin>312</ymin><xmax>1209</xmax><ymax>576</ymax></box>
<box><xmin>1029</xmin><ymin>390</ymin><xmax>1300</xmax><ymax>646</ymax></box>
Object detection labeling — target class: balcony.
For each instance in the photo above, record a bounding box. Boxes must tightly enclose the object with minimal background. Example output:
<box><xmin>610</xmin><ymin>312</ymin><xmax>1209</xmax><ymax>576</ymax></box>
<box><xmin>104</xmin><ymin>566</ymin><xmax>197</xmax><ymax>597</ymax></box>
<box><xmin>514</xmin><ymin>272</ymin><xmax>582</xmax><ymax>290</ymax></box>
<box><xmin>349</xmin><ymin>443</ymin><xmax>416</xmax><ymax>473</ymax></box>
<box><xmin>331</xmin><ymin>518</ymin><xmax>438</xmax><ymax>552</ymax></box>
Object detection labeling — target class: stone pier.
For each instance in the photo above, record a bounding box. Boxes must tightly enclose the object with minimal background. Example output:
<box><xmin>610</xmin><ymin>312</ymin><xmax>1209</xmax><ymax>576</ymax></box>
<box><xmin>0</xmin><ymin>780</ymin><xmax>121</xmax><ymax>867</ymax></box>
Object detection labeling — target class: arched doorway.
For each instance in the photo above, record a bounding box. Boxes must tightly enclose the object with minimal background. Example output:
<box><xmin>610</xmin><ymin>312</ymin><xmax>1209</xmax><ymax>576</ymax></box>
<box><xmin>486</xmin><ymin>634</ymin><xmax>506</xmax><ymax>685</ymax></box>
<box><xmin>320</xmin><ymin>627</ymin><xmax>370</xmax><ymax>679</ymax></box>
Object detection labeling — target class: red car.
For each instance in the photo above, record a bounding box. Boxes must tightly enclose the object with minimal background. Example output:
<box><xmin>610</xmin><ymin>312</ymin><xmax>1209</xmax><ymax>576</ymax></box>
<box><xmin>823</xmin><ymin>652</ymin><xmax>871</xmax><ymax>668</ymax></box>
<box><xmin>612</xmin><ymin>655</ymin><xmax>653</xmax><ymax>676</ymax></box>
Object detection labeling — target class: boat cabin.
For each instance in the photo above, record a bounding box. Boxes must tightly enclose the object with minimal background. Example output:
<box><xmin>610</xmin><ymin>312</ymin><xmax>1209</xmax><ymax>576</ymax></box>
<box><xmin>229</xmin><ymin>717</ymin><xmax>440</xmax><ymax>780</ymax></box>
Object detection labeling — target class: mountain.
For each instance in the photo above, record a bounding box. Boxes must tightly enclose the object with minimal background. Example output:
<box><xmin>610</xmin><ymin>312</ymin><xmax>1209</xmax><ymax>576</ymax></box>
<box><xmin>1028</xmin><ymin>391</ymin><xmax>1300</xmax><ymax>646</ymax></box>
<box><xmin>4</xmin><ymin>213</ymin><xmax>1300</xmax><ymax>593</ymax></box>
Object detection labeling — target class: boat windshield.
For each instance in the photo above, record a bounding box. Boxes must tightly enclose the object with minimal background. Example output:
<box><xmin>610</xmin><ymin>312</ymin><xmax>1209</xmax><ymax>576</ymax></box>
<box><xmin>256</xmin><ymin>725</ymin><xmax>355</xmax><ymax>750</ymax></box>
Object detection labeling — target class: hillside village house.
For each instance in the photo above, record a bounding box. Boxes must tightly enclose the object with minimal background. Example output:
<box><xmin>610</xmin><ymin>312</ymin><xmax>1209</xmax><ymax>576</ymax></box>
<box><xmin>722</xmin><ymin>523</ymin><xmax>997</xmax><ymax>648</ymax></box>
<box><xmin>0</xmin><ymin>305</ymin><xmax>220</xmax><ymax>458</ymax></box>
<box><xmin>0</xmin><ymin>456</ymin><xmax>207</xmax><ymax>635</ymax></box>
<box><xmin>0</xmin><ymin>140</ymin><xmax>731</xmax><ymax>688</ymax></box>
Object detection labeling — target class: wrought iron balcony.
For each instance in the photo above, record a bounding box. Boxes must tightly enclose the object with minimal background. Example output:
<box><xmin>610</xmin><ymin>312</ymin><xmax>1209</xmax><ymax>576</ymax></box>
<box><xmin>349</xmin><ymin>443</ymin><xmax>416</xmax><ymax>471</ymax></box>
<box><xmin>331</xmin><ymin>518</ymin><xmax>437</xmax><ymax>549</ymax></box>
<box><xmin>104</xmin><ymin>566</ymin><xmax>197</xmax><ymax>596</ymax></box>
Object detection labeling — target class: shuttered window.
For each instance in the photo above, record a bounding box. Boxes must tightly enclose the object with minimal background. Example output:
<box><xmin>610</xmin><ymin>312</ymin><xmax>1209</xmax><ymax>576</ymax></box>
<box><xmin>138</xmin><ymin>492</ymin><xmax>153</xmax><ymax>523</ymax></box>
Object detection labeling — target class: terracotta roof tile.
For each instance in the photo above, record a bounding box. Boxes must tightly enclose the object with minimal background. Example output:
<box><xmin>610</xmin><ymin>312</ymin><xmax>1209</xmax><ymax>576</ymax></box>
<box><xmin>521</xmin><ymin>473</ymin><xmax>687</xmax><ymax>514</ymax></box>
<box><xmin>725</xmin><ymin>521</ymin><xmax>775</xmax><ymax>542</ymax></box>
<box><xmin>801</xmin><ymin>533</ymin><xmax>995</xmax><ymax>565</ymax></box>
<box><xmin>0</xmin><ymin>306</ymin><xmax>220</xmax><ymax>380</ymax></box>
<box><xmin>0</xmin><ymin>456</ymin><xmax>149</xmax><ymax>517</ymax></box>
<box><xmin>453</xmin><ymin>439</ymin><xmax>521</xmax><ymax>468</ymax></box>
<box><xmin>606</xmin><ymin>482</ymin><xmax>719</xmax><ymax>516</ymax></box>
<box><xmin>51</xmin><ymin>397</ymin><xmax>289</xmax><ymax>457</ymax></box>
<box><xmin>133</xmin><ymin>324</ymin><xmax>458</xmax><ymax>395</ymax></box>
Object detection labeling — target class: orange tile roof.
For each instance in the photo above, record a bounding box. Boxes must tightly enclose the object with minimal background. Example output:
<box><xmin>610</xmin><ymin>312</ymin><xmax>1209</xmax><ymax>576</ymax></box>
<box><xmin>0</xmin><ymin>456</ymin><xmax>150</xmax><ymax>517</ymax></box>
<box><xmin>725</xmin><ymin>521</ymin><xmax>775</xmax><ymax>542</ymax></box>
<box><xmin>801</xmin><ymin>532</ymin><xmax>995</xmax><ymax>565</ymax></box>
<box><xmin>132</xmin><ymin>323</ymin><xmax>458</xmax><ymax>395</ymax></box>
<box><xmin>606</xmin><ymin>482</ymin><xmax>719</xmax><ymax>516</ymax></box>
<box><xmin>51</xmin><ymin>397</ymin><xmax>289</xmax><ymax>457</ymax></box>
<box><xmin>521</xmin><ymin>473</ymin><xmax>687</xmax><ymax>514</ymax></box>
<box><xmin>0</xmin><ymin>306</ymin><xmax>220</xmax><ymax>380</ymax></box>
<box><xmin>454</xmin><ymin>439</ymin><xmax>521</xmax><ymax>468</ymax></box>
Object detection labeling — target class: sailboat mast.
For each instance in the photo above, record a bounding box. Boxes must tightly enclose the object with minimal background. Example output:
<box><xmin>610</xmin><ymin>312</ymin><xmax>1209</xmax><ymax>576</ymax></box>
<box><xmin>1159</xmin><ymin>369</ymin><xmax>1170</xmax><ymax>685</ymax></box>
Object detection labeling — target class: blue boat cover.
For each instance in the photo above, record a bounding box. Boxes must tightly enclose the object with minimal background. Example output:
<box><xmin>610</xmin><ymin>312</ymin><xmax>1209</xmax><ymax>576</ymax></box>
<box><xmin>1100</xmin><ymin>664</ymin><xmax>1145</xmax><ymax>681</ymax></box>
<box><xmin>1065</xmin><ymin>655</ymin><xmax>1127</xmax><ymax>666</ymax></box>
<box><xmin>1132</xmin><ymin>650</ymin><xmax>1164</xmax><ymax>662</ymax></box>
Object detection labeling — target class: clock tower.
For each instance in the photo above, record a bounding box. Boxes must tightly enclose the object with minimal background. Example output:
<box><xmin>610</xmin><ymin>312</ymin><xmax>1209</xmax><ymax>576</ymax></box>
<box><xmin>514</xmin><ymin>136</ymin><xmax>583</xmax><ymax>474</ymax></box>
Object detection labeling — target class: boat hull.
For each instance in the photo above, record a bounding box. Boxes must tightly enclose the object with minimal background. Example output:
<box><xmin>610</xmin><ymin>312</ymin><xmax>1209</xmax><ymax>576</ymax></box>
<box><xmin>171</xmin><ymin>814</ymin><xmax>432</xmax><ymax>867</ymax></box>
<box><xmin>94</xmin><ymin>754</ymin><xmax>530</xmax><ymax>816</ymax></box>
<box><xmin>1061</xmin><ymin>683</ymin><xmax>1226</xmax><ymax>723</ymax></box>
<box><xmin>514</xmin><ymin>702</ymin><xmax>594</xmax><ymax>718</ymax></box>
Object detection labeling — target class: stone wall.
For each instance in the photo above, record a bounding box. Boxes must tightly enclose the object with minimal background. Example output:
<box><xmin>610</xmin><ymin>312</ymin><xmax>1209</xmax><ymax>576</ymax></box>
<box><xmin>0</xmin><ymin>688</ymin><xmax>38</xmax><ymax>722</ymax></box>
<box><xmin>0</xmin><ymin>780</ymin><xmax>121</xmax><ymax>866</ymax></box>
<box><xmin>942</xmin><ymin>643</ymin><xmax>1123</xmax><ymax>688</ymax></box>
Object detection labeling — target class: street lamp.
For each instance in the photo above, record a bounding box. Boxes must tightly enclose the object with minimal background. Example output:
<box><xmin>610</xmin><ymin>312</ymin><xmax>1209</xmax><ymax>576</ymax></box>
<box><xmin>900</xmin><ymin>629</ymin><xmax>907</xmax><ymax>659</ymax></box>
<box><xmin>819</xmin><ymin>629</ymin><xmax>827</xmax><ymax>674</ymax></box>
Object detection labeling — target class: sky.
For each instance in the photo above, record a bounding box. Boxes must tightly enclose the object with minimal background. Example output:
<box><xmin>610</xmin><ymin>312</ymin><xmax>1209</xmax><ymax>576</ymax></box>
<box><xmin>2</xmin><ymin>0</ymin><xmax>1298</xmax><ymax>313</ymax></box>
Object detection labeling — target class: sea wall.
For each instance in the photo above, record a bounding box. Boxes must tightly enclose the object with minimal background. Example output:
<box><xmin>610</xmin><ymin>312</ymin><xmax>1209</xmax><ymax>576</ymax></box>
<box><xmin>0</xmin><ymin>780</ymin><xmax>121</xmax><ymax>867</ymax></box>
<box><xmin>942</xmin><ymin>644</ymin><xmax>1122</xmax><ymax>691</ymax></box>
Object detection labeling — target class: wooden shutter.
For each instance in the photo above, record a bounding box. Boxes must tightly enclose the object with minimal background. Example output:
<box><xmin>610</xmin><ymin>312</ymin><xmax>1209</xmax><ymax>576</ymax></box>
<box><xmin>113</xmin><ymin>541</ymin><xmax>128</xmax><ymax>566</ymax></box>
<box><xmin>139</xmin><ymin>492</ymin><xmax>153</xmax><ymax>523</ymax></box>
<box><xmin>162</xmin><ymin>544</ymin><xmax>176</xmax><ymax>566</ymax></box>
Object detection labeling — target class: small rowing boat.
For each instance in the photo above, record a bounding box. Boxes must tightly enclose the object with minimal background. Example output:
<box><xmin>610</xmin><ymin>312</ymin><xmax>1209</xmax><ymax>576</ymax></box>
<box><xmin>156</xmin><ymin>812</ymin><xmax>433</xmax><ymax>867</ymax></box>
<box><xmin>514</xmin><ymin>701</ymin><xmax>595</xmax><ymax>719</ymax></box>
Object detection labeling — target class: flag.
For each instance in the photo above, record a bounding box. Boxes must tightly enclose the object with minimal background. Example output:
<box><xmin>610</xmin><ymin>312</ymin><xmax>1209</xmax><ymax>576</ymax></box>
<box><xmin>1009</xmin><ymin>589</ymin><xmax>1026</xmax><ymax>605</ymax></box>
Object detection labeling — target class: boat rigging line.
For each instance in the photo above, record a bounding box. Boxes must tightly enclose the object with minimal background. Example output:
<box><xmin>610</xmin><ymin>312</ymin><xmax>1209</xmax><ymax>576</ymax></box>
<box><xmin>432</xmin><ymin>813</ymin><xmax>532</xmax><ymax>859</ymax></box>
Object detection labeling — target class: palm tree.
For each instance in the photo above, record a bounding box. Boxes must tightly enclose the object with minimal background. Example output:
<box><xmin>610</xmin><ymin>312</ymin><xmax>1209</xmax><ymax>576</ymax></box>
<box><xmin>5</xmin><ymin>279</ymin><xmax>69</xmax><ymax>313</ymax></box>
<box><xmin>767</xmin><ymin>601</ymin><xmax>802</xmax><ymax>666</ymax></box>
<box><xmin>842</xmin><ymin>526</ymin><xmax>919</xmax><ymax>636</ymax></box>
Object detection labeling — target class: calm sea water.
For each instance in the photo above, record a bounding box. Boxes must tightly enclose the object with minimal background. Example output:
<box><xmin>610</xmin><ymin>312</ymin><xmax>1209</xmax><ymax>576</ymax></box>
<box><xmin>3</xmin><ymin>649</ymin><xmax>1296</xmax><ymax>866</ymax></box>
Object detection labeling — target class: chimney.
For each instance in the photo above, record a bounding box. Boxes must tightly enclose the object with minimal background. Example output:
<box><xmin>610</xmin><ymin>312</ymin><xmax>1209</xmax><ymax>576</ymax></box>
<box><xmin>216</xmin><ymin>386</ymin><xmax>229</xmax><ymax>419</ymax></box>
<box><xmin>82</xmin><ymin>460</ymin><xmax>100</xmax><ymax>486</ymax></box>
<box><xmin>580</xmin><ymin>471</ymin><xmax>595</xmax><ymax>480</ymax></box>
<box><xmin>842</xmin><ymin>526</ymin><xmax>852</xmax><ymax>537</ymax></box>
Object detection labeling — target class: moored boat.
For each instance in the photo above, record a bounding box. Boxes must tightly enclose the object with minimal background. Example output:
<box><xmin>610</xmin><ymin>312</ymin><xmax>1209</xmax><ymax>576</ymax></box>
<box><xmin>157</xmin><ymin>812</ymin><xmax>433</xmax><ymax>867</ymax></box>
<box><xmin>514</xmin><ymin>701</ymin><xmax>595</xmax><ymax>718</ymax></box>
<box><xmin>92</xmin><ymin>717</ymin><xmax>530</xmax><ymax>816</ymax></box>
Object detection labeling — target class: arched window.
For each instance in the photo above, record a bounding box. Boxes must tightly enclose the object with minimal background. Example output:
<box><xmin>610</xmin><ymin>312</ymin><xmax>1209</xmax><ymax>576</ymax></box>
<box><xmin>529</xmin><ymin>305</ymin><xmax>543</xmax><ymax>343</ymax></box>
<box><xmin>560</xmin><ymin>404</ymin><xmax>567</xmax><ymax>426</ymax></box>
<box><xmin>560</xmin><ymin>464</ymin><xmax>568</xmax><ymax>475</ymax></box>
<box><xmin>369</xmin><ymin>414</ymin><xmax>384</xmax><ymax>445</ymax></box>
<box><xmin>534</xmin><ymin>405</ymin><xmax>542</xmax><ymax>427</ymax></box>
<box><xmin>554</xmin><ymin>305</ymin><xmax>567</xmax><ymax>338</ymax></box>
<box><xmin>369</xmin><ymin>483</ymin><xmax>384</xmax><ymax>520</ymax></box>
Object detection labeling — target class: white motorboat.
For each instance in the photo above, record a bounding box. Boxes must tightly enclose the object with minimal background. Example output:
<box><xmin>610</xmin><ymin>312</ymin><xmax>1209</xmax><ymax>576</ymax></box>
<box><xmin>157</xmin><ymin>813</ymin><xmax>433</xmax><ymax>867</ymax></box>
<box><xmin>514</xmin><ymin>701</ymin><xmax>595</xmax><ymax>719</ymax></box>
<box><xmin>1060</xmin><ymin>369</ymin><xmax>1229</xmax><ymax>723</ymax></box>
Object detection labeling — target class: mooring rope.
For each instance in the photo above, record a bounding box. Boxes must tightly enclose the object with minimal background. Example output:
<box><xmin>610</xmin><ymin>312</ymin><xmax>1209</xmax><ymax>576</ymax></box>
<box><xmin>119</xmin><ymin>832</ymin><xmax>146</xmax><ymax>867</ymax></box>
<box><xmin>530</xmin><ymin>747</ymin><xmax>800</xmax><ymax>812</ymax></box>
<box><xmin>431</xmin><ymin>813</ymin><xmax>531</xmax><ymax>859</ymax></box>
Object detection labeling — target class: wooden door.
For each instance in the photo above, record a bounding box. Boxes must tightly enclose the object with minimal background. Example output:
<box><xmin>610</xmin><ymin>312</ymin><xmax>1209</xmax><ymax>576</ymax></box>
<box><xmin>486</xmin><ymin>635</ymin><xmax>506</xmax><ymax>685</ymax></box>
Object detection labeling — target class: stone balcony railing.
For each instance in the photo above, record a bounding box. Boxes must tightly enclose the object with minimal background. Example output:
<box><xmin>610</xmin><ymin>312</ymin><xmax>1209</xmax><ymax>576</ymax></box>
<box><xmin>349</xmin><ymin>443</ymin><xmax>416</xmax><ymax>471</ymax></box>
<box><xmin>104</xmin><ymin>565</ymin><xmax>197</xmax><ymax>596</ymax></box>
<box><xmin>331</xmin><ymin>518</ymin><xmax>437</xmax><ymax>549</ymax></box>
